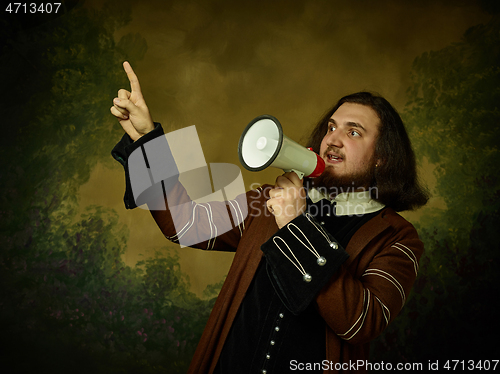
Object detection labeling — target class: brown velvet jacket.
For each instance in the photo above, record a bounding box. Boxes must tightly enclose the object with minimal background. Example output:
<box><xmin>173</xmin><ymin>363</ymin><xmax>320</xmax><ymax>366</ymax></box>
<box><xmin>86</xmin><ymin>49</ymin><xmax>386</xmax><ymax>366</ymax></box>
<box><xmin>150</xmin><ymin>182</ymin><xmax>424</xmax><ymax>374</ymax></box>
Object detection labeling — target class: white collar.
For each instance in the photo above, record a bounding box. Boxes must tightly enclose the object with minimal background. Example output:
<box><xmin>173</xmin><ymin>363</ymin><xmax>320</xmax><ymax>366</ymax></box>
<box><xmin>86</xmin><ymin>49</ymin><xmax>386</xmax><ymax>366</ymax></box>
<box><xmin>308</xmin><ymin>188</ymin><xmax>385</xmax><ymax>216</ymax></box>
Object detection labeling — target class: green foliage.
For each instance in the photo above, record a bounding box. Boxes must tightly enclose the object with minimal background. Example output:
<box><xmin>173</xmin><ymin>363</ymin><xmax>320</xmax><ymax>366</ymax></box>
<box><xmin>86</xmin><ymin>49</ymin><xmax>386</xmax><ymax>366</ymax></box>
<box><xmin>404</xmin><ymin>16</ymin><xmax>500</xmax><ymax>214</ymax></box>
<box><xmin>5</xmin><ymin>0</ymin><xmax>497</xmax><ymax>370</ymax></box>
<box><xmin>1</xmin><ymin>205</ymin><xmax>217</xmax><ymax>373</ymax></box>
<box><xmin>372</xmin><ymin>15</ymin><xmax>500</xmax><ymax>362</ymax></box>
<box><xmin>0</xmin><ymin>2</ymin><xmax>220</xmax><ymax>373</ymax></box>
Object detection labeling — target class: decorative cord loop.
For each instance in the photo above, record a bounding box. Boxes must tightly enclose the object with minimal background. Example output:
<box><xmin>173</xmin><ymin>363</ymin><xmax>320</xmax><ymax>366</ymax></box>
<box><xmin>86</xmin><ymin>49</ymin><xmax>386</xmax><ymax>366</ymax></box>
<box><xmin>272</xmin><ymin>236</ymin><xmax>312</xmax><ymax>282</ymax></box>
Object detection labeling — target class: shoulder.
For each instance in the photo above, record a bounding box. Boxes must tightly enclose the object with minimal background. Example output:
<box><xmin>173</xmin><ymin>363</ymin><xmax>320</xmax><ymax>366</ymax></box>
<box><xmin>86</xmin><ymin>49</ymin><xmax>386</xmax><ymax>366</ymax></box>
<box><xmin>373</xmin><ymin>208</ymin><xmax>424</xmax><ymax>259</ymax></box>
<box><xmin>379</xmin><ymin>208</ymin><xmax>415</xmax><ymax>229</ymax></box>
<box><xmin>377</xmin><ymin>208</ymin><xmax>419</xmax><ymax>239</ymax></box>
<box><xmin>349</xmin><ymin>207</ymin><xmax>423</xmax><ymax>257</ymax></box>
<box><xmin>354</xmin><ymin>207</ymin><xmax>416</xmax><ymax>239</ymax></box>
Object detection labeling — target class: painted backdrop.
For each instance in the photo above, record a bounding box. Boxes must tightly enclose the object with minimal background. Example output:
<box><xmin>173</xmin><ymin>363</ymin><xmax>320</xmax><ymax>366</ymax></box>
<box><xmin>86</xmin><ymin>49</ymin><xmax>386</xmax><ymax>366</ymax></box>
<box><xmin>1</xmin><ymin>0</ymin><xmax>499</xmax><ymax>372</ymax></box>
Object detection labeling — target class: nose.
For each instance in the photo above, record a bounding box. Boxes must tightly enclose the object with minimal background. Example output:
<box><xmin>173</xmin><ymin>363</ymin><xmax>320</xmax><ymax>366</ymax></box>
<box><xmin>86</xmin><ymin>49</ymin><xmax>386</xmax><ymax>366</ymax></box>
<box><xmin>324</xmin><ymin>128</ymin><xmax>343</xmax><ymax>149</ymax></box>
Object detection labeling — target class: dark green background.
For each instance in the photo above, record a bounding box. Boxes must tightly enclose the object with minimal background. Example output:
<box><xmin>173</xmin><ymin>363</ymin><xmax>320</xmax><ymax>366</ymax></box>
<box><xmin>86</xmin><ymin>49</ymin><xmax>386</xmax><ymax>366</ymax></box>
<box><xmin>1</xmin><ymin>0</ymin><xmax>498</xmax><ymax>372</ymax></box>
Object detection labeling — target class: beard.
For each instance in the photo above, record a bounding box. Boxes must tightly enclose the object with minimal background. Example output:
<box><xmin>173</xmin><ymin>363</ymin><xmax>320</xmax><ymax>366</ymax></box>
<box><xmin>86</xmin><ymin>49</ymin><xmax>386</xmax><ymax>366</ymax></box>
<box><xmin>306</xmin><ymin>160</ymin><xmax>376</xmax><ymax>198</ymax></box>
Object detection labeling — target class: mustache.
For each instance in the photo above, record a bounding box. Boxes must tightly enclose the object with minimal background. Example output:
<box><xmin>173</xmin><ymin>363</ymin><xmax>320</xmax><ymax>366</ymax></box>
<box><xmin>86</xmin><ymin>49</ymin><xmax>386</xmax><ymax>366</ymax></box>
<box><xmin>323</xmin><ymin>146</ymin><xmax>345</xmax><ymax>159</ymax></box>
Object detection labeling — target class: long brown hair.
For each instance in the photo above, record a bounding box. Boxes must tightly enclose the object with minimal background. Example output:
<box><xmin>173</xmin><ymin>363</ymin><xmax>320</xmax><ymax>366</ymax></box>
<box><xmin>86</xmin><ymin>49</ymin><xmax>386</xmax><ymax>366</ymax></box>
<box><xmin>306</xmin><ymin>92</ymin><xmax>429</xmax><ymax>212</ymax></box>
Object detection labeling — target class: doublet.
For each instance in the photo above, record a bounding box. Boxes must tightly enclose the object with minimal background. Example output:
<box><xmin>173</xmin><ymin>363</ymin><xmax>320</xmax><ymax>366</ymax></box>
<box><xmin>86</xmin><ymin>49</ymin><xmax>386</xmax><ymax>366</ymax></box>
<box><xmin>112</xmin><ymin>123</ymin><xmax>425</xmax><ymax>373</ymax></box>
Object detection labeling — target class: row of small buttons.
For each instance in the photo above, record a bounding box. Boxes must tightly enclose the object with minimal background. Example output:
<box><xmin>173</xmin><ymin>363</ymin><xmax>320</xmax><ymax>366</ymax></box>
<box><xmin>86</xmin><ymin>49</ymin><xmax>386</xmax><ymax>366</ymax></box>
<box><xmin>314</xmin><ymin>214</ymin><xmax>339</xmax><ymax>249</ymax></box>
<box><xmin>320</xmin><ymin>212</ymin><xmax>331</xmax><ymax>226</ymax></box>
<box><xmin>261</xmin><ymin>313</ymin><xmax>285</xmax><ymax>373</ymax></box>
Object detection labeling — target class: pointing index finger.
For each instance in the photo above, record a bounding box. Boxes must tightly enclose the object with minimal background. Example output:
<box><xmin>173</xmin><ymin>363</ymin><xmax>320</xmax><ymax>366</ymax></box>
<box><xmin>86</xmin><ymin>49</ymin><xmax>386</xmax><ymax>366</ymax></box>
<box><xmin>123</xmin><ymin>61</ymin><xmax>142</xmax><ymax>97</ymax></box>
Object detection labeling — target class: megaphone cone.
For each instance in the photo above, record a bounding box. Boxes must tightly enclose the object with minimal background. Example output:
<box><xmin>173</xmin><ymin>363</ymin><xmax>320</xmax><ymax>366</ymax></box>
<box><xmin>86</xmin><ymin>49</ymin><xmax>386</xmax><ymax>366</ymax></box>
<box><xmin>238</xmin><ymin>115</ymin><xmax>325</xmax><ymax>179</ymax></box>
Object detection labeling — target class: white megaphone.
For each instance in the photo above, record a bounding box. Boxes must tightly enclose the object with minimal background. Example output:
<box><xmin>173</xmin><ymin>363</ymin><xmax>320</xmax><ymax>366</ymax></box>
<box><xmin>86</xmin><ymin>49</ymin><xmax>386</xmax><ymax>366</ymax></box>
<box><xmin>238</xmin><ymin>115</ymin><xmax>325</xmax><ymax>179</ymax></box>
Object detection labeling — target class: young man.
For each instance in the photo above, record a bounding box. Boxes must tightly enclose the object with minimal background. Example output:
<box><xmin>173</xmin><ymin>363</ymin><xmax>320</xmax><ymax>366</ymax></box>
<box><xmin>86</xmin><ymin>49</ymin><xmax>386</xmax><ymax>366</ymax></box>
<box><xmin>111</xmin><ymin>62</ymin><xmax>429</xmax><ymax>373</ymax></box>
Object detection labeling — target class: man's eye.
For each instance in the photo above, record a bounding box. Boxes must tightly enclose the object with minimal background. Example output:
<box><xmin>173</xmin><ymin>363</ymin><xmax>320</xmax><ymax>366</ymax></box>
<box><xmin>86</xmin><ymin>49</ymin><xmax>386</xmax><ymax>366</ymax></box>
<box><xmin>350</xmin><ymin>130</ymin><xmax>361</xmax><ymax>137</ymax></box>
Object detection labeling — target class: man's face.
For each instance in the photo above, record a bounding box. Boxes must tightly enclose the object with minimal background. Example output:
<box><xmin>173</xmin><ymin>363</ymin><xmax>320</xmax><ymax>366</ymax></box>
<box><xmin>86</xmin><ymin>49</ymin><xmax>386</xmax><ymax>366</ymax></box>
<box><xmin>315</xmin><ymin>102</ymin><xmax>380</xmax><ymax>192</ymax></box>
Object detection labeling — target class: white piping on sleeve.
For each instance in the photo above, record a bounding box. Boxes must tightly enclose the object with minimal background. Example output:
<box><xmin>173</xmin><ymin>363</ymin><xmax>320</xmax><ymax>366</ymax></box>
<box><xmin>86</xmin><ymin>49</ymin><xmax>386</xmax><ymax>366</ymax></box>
<box><xmin>363</xmin><ymin>268</ymin><xmax>406</xmax><ymax>308</ymax></box>
<box><xmin>165</xmin><ymin>201</ymin><xmax>196</xmax><ymax>242</ymax></box>
<box><xmin>228</xmin><ymin>199</ymin><xmax>244</xmax><ymax>236</ymax></box>
<box><xmin>338</xmin><ymin>288</ymin><xmax>371</xmax><ymax>340</ymax></box>
<box><xmin>392</xmin><ymin>242</ymin><xmax>419</xmax><ymax>276</ymax></box>
<box><xmin>165</xmin><ymin>201</ymin><xmax>219</xmax><ymax>250</ymax></box>
<box><xmin>375</xmin><ymin>295</ymin><xmax>390</xmax><ymax>326</ymax></box>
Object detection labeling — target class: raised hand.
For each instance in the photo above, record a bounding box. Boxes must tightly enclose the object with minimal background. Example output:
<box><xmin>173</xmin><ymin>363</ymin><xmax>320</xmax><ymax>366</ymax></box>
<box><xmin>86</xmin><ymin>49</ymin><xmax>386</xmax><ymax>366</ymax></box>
<box><xmin>110</xmin><ymin>61</ymin><xmax>155</xmax><ymax>141</ymax></box>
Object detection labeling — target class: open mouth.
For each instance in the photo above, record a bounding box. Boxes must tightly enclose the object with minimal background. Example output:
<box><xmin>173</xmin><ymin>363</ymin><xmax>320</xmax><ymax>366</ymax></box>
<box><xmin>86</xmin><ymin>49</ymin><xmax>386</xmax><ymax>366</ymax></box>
<box><xmin>326</xmin><ymin>152</ymin><xmax>344</xmax><ymax>163</ymax></box>
<box><xmin>327</xmin><ymin>154</ymin><xmax>342</xmax><ymax>161</ymax></box>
